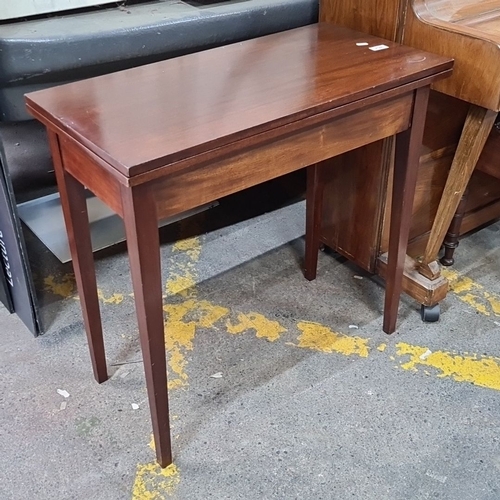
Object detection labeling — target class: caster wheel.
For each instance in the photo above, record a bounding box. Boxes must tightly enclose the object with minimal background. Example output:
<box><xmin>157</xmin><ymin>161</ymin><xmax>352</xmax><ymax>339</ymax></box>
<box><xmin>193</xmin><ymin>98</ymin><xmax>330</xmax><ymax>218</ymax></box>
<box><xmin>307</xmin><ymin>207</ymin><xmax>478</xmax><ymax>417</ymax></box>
<box><xmin>420</xmin><ymin>304</ymin><xmax>440</xmax><ymax>322</ymax></box>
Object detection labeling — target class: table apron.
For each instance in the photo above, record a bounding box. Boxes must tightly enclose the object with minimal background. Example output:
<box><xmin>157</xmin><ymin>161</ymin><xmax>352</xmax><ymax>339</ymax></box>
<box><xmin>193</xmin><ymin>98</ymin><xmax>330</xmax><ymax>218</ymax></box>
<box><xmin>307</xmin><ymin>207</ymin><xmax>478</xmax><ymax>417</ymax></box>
<box><xmin>151</xmin><ymin>91</ymin><xmax>414</xmax><ymax>220</ymax></box>
<box><xmin>56</xmin><ymin>90</ymin><xmax>414</xmax><ymax>221</ymax></box>
<box><xmin>59</xmin><ymin>133</ymin><xmax>125</xmax><ymax>217</ymax></box>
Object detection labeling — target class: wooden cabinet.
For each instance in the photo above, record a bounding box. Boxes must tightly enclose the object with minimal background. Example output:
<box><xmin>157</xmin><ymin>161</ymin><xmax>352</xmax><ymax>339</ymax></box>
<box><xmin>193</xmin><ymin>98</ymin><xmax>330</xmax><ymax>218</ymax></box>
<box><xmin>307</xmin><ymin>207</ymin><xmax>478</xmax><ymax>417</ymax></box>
<box><xmin>317</xmin><ymin>0</ymin><xmax>500</xmax><ymax>312</ymax></box>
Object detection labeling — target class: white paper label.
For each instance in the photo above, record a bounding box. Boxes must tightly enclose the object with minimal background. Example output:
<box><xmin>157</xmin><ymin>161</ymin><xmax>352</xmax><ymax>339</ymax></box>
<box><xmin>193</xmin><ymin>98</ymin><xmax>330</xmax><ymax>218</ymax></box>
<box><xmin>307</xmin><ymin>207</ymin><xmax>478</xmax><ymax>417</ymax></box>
<box><xmin>369</xmin><ymin>44</ymin><xmax>390</xmax><ymax>52</ymax></box>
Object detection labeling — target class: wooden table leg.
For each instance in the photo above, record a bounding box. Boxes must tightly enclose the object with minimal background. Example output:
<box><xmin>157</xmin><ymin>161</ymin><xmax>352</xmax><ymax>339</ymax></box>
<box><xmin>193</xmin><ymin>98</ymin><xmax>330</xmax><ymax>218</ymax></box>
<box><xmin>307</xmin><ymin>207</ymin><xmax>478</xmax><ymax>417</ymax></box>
<box><xmin>121</xmin><ymin>184</ymin><xmax>172</xmax><ymax>468</ymax></box>
<box><xmin>384</xmin><ymin>86</ymin><xmax>430</xmax><ymax>334</ymax></box>
<box><xmin>48</xmin><ymin>131</ymin><xmax>108</xmax><ymax>383</ymax></box>
<box><xmin>418</xmin><ymin>105</ymin><xmax>498</xmax><ymax>279</ymax></box>
<box><xmin>440</xmin><ymin>186</ymin><xmax>469</xmax><ymax>266</ymax></box>
<box><xmin>304</xmin><ymin>164</ymin><xmax>323</xmax><ymax>281</ymax></box>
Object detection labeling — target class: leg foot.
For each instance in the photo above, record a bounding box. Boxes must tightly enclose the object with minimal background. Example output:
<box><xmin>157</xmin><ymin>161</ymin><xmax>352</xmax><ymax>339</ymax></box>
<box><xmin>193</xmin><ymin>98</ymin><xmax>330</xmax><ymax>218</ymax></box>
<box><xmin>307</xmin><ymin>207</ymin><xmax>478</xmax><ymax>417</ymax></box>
<box><xmin>304</xmin><ymin>164</ymin><xmax>323</xmax><ymax>281</ymax></box>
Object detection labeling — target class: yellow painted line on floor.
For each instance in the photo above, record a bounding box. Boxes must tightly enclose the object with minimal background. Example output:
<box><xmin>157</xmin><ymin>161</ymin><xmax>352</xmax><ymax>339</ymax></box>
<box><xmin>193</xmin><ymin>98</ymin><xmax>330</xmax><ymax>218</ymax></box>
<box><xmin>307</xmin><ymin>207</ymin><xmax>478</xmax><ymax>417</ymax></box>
<box><xmin>226</xmin><ymin>312</ymin><xmax>287</xmax><ymax>341</ymax></box>
<box><xmin>442</xmin><ymin>268</ymin><xmax>500</xmax><ymax>317</ymax></box>
<box><xmin>396</xmin><ymin>342</ymin><xmax>500</xmax><ymax>391</ymax></box>
<box><xmin>132</xmin><ymin>236</ymin><xmax>204</xmax><ymax>500</ymax></box>
<box><xmin>295</xmin><ymin>321</ymin><xmax>370</xmax><ymax>357</ymax></box>
<box><xmin>164</xmin><ymin>299</ymin><xmax>229</xmax><ymax>390</ymax></box>
<box><xmin>42</xmin><ymin>254</ymin><xmax>500</xmax><ymax>497</ymax></box>
<box><xmin>162</xmin><ymin>236</ymin><xmax>229</xmax><ymax>391</ymax></box>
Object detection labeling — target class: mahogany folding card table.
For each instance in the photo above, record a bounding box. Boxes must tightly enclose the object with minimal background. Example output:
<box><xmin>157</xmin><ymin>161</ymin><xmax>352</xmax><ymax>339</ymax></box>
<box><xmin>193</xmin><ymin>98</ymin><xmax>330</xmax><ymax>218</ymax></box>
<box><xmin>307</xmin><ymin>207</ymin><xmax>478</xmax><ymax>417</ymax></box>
<box><xmin>26</xmin><ymin>23</ymin><xmax>453</xmax><ymax>467</ymax></box>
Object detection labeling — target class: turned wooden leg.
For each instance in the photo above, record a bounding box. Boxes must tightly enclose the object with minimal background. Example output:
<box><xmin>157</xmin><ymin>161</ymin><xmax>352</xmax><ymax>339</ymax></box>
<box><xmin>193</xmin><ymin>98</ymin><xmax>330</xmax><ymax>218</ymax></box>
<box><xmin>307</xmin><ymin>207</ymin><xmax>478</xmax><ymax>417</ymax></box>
<box><xmin>384</xmin><ymin>87</ymin><xmax>430</xmax><ymax>334</ymax></box>
<box><xmin>418</xmin><ymin>105</ymin><xmax>498</xmax><ymax>279</ymax></box>
<box><xmin>121</xmin><ymin>184</ymin><xmax>172</xmax><ymax>468</ymax></box>
<box><xmin>304</xmin><ymin>164</ymin><xmax>323</xmax><ymax>281</ymax></box>
<box><xmin>440</xmin><ymin>186</ymin><xmax>469</xmax><ymax>266</ymax></box>
<box><xmin>48</xmin><ymin>131</ymin><xmax>108</xmax><ymax>383</ymax></box>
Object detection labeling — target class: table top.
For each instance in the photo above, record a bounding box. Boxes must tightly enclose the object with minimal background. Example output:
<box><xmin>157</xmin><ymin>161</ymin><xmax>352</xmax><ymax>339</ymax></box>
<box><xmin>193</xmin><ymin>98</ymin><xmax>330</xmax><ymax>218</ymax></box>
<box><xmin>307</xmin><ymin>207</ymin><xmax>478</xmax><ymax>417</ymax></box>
<box><xmin>26</xmin><ymin>23</ymin><xmax>452</xmax><ymax>178</ymax></box>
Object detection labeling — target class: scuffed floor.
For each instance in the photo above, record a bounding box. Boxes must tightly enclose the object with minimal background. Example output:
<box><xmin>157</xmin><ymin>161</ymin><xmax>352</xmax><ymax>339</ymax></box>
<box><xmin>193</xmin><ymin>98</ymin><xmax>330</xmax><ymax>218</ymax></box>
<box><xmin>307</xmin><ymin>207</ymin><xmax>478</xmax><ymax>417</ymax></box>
<box><xmin>1</xmin><ymin>177</ymin><xmax>500</xmax><ymax>500</ymax></box>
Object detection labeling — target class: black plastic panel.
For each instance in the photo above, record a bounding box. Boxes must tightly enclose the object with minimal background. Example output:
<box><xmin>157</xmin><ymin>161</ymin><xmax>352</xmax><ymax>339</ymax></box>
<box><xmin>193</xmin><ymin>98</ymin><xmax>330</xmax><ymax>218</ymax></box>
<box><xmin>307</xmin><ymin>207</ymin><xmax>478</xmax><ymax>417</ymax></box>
<box><xmin>0</xmin><ymin>0</ymin><xmax>319</xmax><ymax>120</ymax></box>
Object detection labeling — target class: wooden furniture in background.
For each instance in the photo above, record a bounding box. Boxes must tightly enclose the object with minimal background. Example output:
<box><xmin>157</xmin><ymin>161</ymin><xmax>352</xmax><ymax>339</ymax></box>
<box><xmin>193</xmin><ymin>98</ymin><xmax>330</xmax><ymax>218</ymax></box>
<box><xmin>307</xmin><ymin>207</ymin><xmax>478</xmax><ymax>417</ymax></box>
<box><xmin>319</xmin><ymin>0</ymin><xmax>500</xmax><ymax>319</ymax></box>
<box><xmin>405</xmin><ymin>1</ymin><xmax>500</xmax><ymax>271</ymax></box>
<box><xmin>26</xmin><ymin>24</ymin><xmax>451</xmax><ymax>466</ymax></box>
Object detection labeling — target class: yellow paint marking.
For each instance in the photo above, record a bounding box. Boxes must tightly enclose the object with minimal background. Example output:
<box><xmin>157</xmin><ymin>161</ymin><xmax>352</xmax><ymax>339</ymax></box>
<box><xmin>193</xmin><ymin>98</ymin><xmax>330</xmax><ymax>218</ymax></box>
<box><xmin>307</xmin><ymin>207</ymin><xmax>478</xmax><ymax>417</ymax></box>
<box><xmin>443</xmin><ymin>268</ymin><xmax>500</xmax><ymax>317</ymax></box>
<box><xmin>295</xmin><ymin>321</ymin><xmax>370</xmax><ymax>357</ymax></box>
<box><xmin>227</xmin><ymin>312</ymin><xmax>286</xmax><ymax>342</ymax></box>
<box><xmin>444</xmin><ymin>270</ymin><xmax>480</xmax><ymax>294</ymax></box>
<box><xmin>166</xmin><ymin>273</ymin><xmax>196</xmax><ymax>298</ymax></box>
<box><xmin>44</xmin><ymin>273</ymin><xmax>125</xmax><ymax>305</ymax></box>
<box><xmin>396</xmin><ymin>342</ymin><xmax>500</xmax><ymax>391</ymax></box>
<box><xmin>131</xmin><ymin>236</ymin><xmax>201</xmax><ymax>498</ymax></box>
<box><xmin>165</xmin><ymin>237</ymin><xmax>202</xmax><ymax>298</ymax></box>
<box><xmin>132</xmin><ymin>463</ymin><xmax>180</xmax><ymax>500</ymax></box>
<box><xmin>164</xmin><ymin>299</ymin><xmax>229</xmax><ymax>390</ymax></box>
<box><xmin>485</xmin><ymin>292</ymin><xmax>500</xmax><ymax>315</ymax></box>
<box><xmin>164</xmin><ymin>236</ymin><xmax>202</xmax><ymax>387</ymax></box>
<box><xmin>44</xmin><ymin>274</ymin><xmax>75</xmax><ymax>298</ymax></box>
<box><xmin>132</xmin><ymin>249</ymin><xmax>500</xmax><ymax>498</ymax></box>
<box><xmin>97</xmin><ymin>290</ymin><xmax>124</xmax><ymax>305</ymax></box>
<box><xmin>173</xmin><ymin>236</ymin><xmax>201</xmax><ymax>261</ymax></box>
<box><xmin>164</xmin><ymin>235</ymin><xmax>230</xmax><ymax>390</ymax></box>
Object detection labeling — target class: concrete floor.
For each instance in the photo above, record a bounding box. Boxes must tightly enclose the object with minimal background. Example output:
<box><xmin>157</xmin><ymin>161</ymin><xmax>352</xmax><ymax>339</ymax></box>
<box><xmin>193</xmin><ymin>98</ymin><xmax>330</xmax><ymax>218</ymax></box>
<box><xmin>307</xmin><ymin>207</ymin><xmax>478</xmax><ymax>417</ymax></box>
<box><xmin>1</xmin><ymin>176</ymin><xmax>500</xmax><ymax>500</ymax></box>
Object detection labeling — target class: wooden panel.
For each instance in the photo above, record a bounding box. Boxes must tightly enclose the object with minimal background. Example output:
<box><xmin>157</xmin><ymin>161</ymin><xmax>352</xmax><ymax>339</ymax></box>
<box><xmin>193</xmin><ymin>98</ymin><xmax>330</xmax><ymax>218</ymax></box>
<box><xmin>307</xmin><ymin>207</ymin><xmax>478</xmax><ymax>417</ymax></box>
<box><xmin>25</xmin><ymin>24</ymin><xmax>452</xmax><ymax>177</ymax></box>
<box><xmin>464</xmin><ymin>170</ymin><xmax>500</xmax><ymax>214</ymax></box>
<box><xmin>59</xmin><ymin>134</ymin><xmax>124</xmax><ymax>217</ymax></box>
<box><xmin>319</xmin><ymin>140</ymin><xmax>389</xmax><ymax>271</ymax></box>
<box><xmin>425</xmin><ymin>0</ymin><xmax>500</xmax><ymax>24</ymax></box>
<box><xmin>152</xmin><ymin>93</ymin><xmax>414</xmax><ymax>219</ymax></box>
<box><xmin>461</xmin><ymin>199</ymin><xmax>500</xmax><ymax>235</ymax></box>
<box><xmin>406</xmin><ymin>172</ymin><xmax>500</xmax><ymax>256</ymax></box>
<box><xmin>405</xmin><ymin>2</ymin><xmax>500</xmax><ymax>110</ymax></box>
<box><xmin>476</xmin><ymin>124</ymin><xmax>500</xmax><ymax>180</ymax></box>
<box><xmin>378</xmin><ymin>92</ymin><xmax>466</xmax><ymax>255</ymax></box>
<box><xmin>319</xmin><ymin>0</ymin><xmax>406</xmax><ymax>41</ymax></box>
<box><xmin>318</xmin><ymin>0</ymin><xmax>500</xmax><ymax>287</ymax></box>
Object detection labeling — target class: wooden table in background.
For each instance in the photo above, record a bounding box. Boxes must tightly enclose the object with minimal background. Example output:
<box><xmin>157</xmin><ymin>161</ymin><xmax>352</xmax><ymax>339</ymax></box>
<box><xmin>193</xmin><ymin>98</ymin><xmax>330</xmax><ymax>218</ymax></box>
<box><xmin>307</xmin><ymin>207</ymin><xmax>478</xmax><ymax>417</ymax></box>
<box><xmin>26</xmin><ymin>24</ymin><xmax>452</xmax><ymax>467</ymax></box>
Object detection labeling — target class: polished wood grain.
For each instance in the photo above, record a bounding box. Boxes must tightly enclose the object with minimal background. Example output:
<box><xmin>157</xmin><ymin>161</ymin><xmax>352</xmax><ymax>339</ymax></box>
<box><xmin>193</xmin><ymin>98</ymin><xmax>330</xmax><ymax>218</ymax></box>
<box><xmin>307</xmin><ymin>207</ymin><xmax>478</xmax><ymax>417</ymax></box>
<box><xmin>319</xmin><ymin>0</ymin><xmax>500</xmax><ymax>307</ymax></box>
<box><xmin>426</xmin><ymin>0</ymin><xmax>500</xmax><ymax>23</ymax></box>
<box><xmin>47</xmin><ymin>130</ymin><xmax>108</xmax><ymax>384</ymax></box>
<box><xmin>384</xmin><ymin>86</ymin><xmax>430</xmax><ymax>332</ymax></box>
<box><xmin>121</xmin><ymin>184</ymin><xmax>172</xmax><ymax>468</ymax></box>
<box><xmin>59</xmin><ymin>134</ymin><xmax>124</xmax><ymax>217</ymax></box>
<box><xmin>320</xmin><ymin>0</ymin><xmax>407</xmax><ymax>41</ymax></box>
<box><xmin>304</xmin><ymin>164</ymin><xmax>323</xmax><ymax>281</ymax></box>
<box><xmin>26</xmin><ymin>24</ymin><xmax>452</xmax><ymax>467</ymax></box>
<box><xmin>151</xmin><ymin>91</ymin><xmax>414</xmax><ymax>219</ymax></box>
<box><xmin>318</xmin><ymin>140</ymin><xmax>391</xmax><ymax>272</ymax></box>
<box><xmin>25</xmin><ymin>24</ymin><xmax>452</xmax><ymax>179</ymax></box>
<box><xmin>406</xmin><ymin>0</ymin><xmax>500</xmax><ymax>110</ymax></box>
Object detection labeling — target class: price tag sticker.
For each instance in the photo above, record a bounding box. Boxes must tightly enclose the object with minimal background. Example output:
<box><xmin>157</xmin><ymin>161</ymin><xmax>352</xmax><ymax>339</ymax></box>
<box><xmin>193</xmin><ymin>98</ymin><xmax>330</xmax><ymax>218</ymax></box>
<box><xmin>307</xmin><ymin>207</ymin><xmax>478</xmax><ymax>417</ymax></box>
<box><xmin>369</xmin><ymin>44</ymin><xmax>390</xmax><ymax>52</ymax></box>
